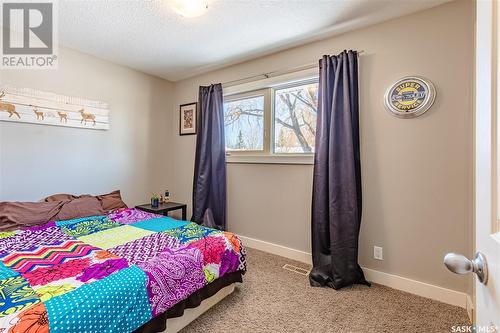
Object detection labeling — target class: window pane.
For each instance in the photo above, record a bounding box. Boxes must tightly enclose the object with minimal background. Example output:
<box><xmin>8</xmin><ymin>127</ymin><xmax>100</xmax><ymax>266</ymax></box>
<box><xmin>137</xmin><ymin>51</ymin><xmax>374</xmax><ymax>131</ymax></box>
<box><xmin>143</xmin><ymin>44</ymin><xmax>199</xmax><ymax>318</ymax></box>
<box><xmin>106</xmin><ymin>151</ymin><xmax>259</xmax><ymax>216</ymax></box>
<box><xmin>274</xmin><ymin>82</ymin><xmax>318</xmax><ymax>153</ymax></box>
<box><xmin>224</xmin><ymin>95</ymin><xmax>264</xmax><ymax>151</ymax></box>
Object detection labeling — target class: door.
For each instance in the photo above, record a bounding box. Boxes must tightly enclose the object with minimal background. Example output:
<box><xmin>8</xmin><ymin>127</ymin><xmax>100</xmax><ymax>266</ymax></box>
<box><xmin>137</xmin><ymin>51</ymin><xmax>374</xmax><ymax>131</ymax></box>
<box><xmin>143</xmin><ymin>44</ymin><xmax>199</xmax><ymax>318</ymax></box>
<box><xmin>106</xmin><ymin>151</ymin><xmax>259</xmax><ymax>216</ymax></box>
<box><xmin>476</xmin><ymin>0</ymin><xmax>500</xmax><ymax>329</ymax></box>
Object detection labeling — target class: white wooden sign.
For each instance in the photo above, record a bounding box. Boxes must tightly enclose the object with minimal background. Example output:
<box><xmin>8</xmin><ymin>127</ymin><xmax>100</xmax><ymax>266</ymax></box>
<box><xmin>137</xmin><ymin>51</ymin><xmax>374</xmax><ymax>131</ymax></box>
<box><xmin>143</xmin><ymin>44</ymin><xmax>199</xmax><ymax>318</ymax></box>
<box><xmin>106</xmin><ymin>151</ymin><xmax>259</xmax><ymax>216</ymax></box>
<box><xmin>0</xmin><ymin>86</ymin><xmax>110</xmax><ymax>130</ymax></box>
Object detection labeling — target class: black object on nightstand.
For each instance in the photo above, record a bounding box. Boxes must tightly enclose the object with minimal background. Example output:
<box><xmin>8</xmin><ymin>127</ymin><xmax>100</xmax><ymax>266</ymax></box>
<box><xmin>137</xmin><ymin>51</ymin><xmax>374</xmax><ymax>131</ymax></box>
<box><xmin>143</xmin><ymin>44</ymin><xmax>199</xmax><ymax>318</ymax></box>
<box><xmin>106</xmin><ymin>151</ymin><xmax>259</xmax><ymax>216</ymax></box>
<box><xmin>135</xmin><ymin>202</ymin><xmax>187</xmax><ymax>220</ymax></box>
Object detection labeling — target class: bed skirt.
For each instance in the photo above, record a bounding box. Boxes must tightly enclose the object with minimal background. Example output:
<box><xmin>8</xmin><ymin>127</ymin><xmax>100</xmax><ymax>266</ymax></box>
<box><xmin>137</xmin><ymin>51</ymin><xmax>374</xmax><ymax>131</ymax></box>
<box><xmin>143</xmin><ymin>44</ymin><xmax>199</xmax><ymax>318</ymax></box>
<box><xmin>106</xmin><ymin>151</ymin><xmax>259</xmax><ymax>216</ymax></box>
<box><xmin>134</xmin><ymin>271</ymin><xmax>244</xmax><ymax>333</ymax></box>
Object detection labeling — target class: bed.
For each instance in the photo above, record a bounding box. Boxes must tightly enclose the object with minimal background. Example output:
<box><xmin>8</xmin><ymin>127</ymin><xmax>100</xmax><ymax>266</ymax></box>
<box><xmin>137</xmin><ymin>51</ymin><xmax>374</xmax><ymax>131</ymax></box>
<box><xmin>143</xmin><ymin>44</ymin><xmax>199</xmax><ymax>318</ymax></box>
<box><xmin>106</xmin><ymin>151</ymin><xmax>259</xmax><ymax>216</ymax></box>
<box><xmin>0</xmin><ymin>207</ymin><xmax>246</xmax><ymax>333</ymax></box>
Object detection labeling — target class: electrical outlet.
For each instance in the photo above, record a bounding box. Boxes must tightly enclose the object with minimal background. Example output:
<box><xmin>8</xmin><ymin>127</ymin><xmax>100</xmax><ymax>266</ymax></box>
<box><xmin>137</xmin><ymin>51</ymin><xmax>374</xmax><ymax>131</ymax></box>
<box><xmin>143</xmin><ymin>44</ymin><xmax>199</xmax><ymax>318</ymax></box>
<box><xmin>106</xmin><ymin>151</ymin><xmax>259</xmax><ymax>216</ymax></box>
<box><xmin>374</xmin><ymin>246</ymin><xmax>383</xmax><ymax>260</ymax></box>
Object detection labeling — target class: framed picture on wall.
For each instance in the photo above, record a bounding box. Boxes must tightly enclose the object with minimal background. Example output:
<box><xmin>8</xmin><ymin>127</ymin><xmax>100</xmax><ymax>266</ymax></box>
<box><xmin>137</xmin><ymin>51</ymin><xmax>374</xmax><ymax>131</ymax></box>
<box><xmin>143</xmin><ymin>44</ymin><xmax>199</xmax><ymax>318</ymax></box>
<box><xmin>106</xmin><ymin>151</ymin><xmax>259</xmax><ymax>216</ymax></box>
<box><xmin>179</xmin><ymin>102</ymin><xmax>197</xmax><ymax>135</ymax></box>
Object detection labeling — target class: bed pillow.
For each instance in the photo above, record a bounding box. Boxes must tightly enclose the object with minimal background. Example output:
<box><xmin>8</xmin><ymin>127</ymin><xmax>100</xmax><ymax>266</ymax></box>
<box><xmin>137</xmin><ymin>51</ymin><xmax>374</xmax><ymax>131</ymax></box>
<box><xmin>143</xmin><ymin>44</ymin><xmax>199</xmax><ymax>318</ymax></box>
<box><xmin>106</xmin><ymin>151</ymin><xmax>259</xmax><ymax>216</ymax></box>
<box><xmin>0</xmin><ymin>201</ymin><xmax>66</xmax><ymax>231</ymax></box>
<box><xmin>42</xmin><ymin>193</ymin><xmax>77</xmax><ymax>202</ymax></box>
<box><xmin>97</xmin><ymin>190</ymin><xmax>128</xmax><ymax>212</ymax></box>
<box><xmin>42</xmin><ymin>193</ymin><xmax>94</xmax><ymax>202</ymax></box>
<box><xmin>56</xmin><ymin>197</ymin><xmax>105</xmax><ymax>221</ymax></box>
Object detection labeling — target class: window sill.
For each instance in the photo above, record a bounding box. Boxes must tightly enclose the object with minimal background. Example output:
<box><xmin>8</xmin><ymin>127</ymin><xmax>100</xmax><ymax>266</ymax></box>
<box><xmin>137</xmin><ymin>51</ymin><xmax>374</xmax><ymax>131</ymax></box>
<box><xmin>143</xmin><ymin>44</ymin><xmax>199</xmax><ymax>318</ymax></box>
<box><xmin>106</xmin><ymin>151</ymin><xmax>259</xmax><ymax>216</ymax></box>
<box><xmin>226</xmin><ymin>154</ymin><xmax>314</xmax><ymax>165</ymax></box>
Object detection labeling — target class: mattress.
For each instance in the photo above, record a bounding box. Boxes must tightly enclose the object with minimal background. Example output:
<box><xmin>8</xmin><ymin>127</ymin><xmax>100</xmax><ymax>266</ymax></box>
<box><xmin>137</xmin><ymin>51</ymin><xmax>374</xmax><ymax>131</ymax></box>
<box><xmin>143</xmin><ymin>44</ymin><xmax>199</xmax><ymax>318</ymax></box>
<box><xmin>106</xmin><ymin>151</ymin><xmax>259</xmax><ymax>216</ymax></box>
<box><xmin>0</xmin><ymin>208</ymin><xmax>246</xmax><ymax>332</ymax></box>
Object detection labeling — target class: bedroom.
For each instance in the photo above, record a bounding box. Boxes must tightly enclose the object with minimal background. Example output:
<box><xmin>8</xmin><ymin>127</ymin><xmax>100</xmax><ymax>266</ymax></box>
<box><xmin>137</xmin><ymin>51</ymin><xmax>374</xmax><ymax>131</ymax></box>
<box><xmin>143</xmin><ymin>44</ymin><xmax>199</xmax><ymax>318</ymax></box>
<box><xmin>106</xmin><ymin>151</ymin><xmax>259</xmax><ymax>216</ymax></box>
<box><xmin>0</xmin><ymin>0</ymin><xmax>498</xmax><ymax>332</ymax></box>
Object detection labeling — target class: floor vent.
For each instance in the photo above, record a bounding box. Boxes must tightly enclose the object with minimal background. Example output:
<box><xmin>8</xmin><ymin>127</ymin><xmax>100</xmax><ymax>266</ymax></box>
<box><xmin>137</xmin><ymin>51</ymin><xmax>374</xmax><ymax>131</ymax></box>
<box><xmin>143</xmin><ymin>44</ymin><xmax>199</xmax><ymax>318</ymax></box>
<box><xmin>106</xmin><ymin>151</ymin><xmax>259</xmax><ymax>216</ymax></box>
<box><xmin>282</xmin><ymin>264</ymin><xmax>310</xmax><ymax>276</ymax></box>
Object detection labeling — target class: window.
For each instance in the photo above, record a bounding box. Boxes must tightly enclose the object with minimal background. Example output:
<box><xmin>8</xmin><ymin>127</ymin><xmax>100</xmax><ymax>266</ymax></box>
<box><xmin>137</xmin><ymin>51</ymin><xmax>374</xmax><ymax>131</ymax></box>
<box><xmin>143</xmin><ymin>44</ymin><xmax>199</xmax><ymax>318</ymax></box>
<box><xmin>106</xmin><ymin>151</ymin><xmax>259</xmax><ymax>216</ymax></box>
<box><xmin>223</xmin><ymin>94</ymin><xmax>265</xmax><ymax>151</ymax></box>
<box><xmin>223</xmin><ymin>79</ymin><xmax>318</xmax><ymax>162</ymax></box>
<box><xmin>274</xmin><ymin>83</ymin><xmax>318</xmax><ymax>153</ymax></box>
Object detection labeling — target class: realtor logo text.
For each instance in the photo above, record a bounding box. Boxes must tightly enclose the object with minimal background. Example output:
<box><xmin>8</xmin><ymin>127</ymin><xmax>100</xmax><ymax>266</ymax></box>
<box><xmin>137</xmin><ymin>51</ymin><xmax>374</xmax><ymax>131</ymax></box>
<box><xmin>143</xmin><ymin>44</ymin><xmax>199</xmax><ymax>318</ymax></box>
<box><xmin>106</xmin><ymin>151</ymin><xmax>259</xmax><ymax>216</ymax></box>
<box><xmin>1</xmin><ymin>1</ymin><xmax>58</xmax><ymax>68</ymax></box>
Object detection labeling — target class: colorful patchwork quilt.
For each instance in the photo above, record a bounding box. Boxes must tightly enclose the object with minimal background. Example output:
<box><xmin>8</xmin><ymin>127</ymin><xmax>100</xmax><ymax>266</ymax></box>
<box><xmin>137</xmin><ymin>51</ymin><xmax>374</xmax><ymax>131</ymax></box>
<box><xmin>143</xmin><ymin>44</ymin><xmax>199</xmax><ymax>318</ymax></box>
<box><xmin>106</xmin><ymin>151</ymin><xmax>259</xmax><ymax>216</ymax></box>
<box><xmin>0</xmin><ymin>208</ymin><xmax>246</xmax><ymax>333</ymax></box>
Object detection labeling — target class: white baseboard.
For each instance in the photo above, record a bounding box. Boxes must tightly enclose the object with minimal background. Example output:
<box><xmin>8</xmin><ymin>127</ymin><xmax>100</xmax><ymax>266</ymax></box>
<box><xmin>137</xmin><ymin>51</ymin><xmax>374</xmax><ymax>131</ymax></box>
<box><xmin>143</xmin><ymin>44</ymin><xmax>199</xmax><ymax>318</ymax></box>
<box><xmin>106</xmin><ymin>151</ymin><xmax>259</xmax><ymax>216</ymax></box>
<box><xmin>361</xmin><ymin>267</ymin><xmax>467</xmax><ymax>308</ymax></box>
<box><xmin>238</xmin><ymin>235</ymin><xmax>313</xmax><ymax>265</ymax></box>
<box><xmin>466</xmin><ymin>295</ymin><xmax>474</xmax><ymax>322</ymax></box>
<box><xmin>238</xmin><ymin>234</ymin><xmax>470</xmax><ymax>309</ymax></box>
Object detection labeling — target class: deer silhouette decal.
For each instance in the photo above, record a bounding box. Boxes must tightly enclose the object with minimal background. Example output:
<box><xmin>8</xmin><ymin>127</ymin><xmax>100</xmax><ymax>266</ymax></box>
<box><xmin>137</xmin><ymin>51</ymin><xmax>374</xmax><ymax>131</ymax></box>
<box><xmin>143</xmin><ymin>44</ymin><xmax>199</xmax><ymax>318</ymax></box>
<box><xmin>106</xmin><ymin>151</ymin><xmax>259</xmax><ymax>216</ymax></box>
<box><xmin>32</xmin><ymin>106</ymin><xmax>44</xmax><ymax>120</ymax></box>
<box><xmin>79</xmin><ymin>109</ymin><xmax>96</xmax><ymax>126</ymax></box>
<box><xmin>57</xmin><ymin>111</ymin><xmax>68</xmax><ymax>123</ymax></box>
<box><xmin>0</xmin><ymin>91</ymin><xmax>20</xmax><ymax>119</ymax></box>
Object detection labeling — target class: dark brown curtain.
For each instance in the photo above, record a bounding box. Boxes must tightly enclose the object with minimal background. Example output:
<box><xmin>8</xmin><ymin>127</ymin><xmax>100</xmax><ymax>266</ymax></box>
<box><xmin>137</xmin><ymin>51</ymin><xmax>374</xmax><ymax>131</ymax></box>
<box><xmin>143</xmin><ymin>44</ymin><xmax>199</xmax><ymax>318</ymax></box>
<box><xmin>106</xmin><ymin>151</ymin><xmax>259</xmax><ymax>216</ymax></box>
<box><xmin>192</xmin><ymin>84</ymin><xmax>226</xmax><ymax>230</ymax></box>
<box><xmin>309</xmin><ymin>51</ymin><xmax>370</xmax><ymax>289</ymax></box>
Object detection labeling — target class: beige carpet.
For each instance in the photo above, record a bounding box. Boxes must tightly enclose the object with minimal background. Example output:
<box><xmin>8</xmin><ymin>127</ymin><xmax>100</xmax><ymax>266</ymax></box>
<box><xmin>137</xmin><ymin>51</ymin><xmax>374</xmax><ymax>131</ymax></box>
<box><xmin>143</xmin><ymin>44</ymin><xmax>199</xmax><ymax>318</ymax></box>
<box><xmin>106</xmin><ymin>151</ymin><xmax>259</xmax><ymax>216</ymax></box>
<box><xmin>181</xmin><ymin>248</ymin><xmax>468</xmax><ymax>333</ymax></box>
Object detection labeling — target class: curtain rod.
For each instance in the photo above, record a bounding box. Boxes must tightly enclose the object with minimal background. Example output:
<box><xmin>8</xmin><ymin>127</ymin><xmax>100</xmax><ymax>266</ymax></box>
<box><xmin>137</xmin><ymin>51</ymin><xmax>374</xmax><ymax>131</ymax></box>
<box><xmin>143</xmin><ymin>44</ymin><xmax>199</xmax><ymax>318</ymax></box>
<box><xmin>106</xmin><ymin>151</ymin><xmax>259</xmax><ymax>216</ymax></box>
<box><xmin>222</xmin><ymin>50</ymin><xmax>365</xmax><ymax>88</ymax></box>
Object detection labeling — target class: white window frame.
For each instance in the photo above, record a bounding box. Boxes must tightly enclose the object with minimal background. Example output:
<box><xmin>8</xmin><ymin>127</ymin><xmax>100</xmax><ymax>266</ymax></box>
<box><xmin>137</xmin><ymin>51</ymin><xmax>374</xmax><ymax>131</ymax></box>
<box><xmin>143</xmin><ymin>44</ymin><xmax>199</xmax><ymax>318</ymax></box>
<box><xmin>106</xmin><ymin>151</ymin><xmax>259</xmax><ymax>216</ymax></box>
<box><xmin>223</xmin><ymin>67</ymin><xmax>318</xmax><ymax>165</ymax></box>
<box><xmin>271</xmin><ymin>78</ymin><xmax>319</xmax><ymax>156</ymax></box>
<box><xmin>224</xmin><ymin>89</ymin><xmax>270</xmax><ymax>155</ymax></box>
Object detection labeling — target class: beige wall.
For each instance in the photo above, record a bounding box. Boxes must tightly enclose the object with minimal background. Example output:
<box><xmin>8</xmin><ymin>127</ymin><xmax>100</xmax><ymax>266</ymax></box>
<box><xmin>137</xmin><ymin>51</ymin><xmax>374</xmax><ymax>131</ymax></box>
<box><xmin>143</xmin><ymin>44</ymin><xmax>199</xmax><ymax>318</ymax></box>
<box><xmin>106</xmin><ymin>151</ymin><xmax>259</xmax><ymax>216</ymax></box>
<box><xmin>0</xmin><ymin>46</ymin><xmax>173</xmax><ymax>205</ymax></box>
<box><xmin>0</xmin><ymin>0</ymin><xmax>474</xmax><ymax>294</ymax></box>
<box><xmin>171</xmin><ymin>0</ymin><xmax>474</xmax><ymax>293</ymax></box>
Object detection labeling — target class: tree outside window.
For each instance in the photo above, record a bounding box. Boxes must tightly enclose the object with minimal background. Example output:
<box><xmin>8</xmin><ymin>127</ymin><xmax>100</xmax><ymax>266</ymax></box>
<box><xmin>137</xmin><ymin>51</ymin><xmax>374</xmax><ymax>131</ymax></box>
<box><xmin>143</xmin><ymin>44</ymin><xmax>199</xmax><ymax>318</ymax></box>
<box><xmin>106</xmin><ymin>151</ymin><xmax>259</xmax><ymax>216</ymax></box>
<box><xmin>223</xmin><ymin>80</ymin><xmax>318</xmax><ymax>155</ymax></box>
<box><xmin>223</xmin><ymin>95</ymin><xmax>264</xmax><ymax>151</ymax></box>
<box><xmin>274</xmin><ymin>83</ymin><xmax>318</xmax><ymax>153</ymax></box>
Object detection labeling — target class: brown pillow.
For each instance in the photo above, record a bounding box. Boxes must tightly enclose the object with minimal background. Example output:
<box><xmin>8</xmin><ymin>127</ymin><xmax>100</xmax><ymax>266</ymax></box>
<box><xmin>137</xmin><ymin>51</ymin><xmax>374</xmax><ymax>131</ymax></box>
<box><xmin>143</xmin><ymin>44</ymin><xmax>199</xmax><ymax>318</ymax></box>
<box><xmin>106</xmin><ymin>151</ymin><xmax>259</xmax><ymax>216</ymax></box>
<box><xmin>0</xmin><ymin>201</ymin><xmax>66</xmax><ymax>231</ymax></box>
<box><xmin>97</xmin><ymin>190</ymin><xmax>127</xmax><ymax>212</ymax></box>
<box><xmin>42</xmin><ymin>193</ymin><xmax>76</xmax><ymax>202</ymax></box>
<box><xmin>42</xmin><ymin>193</ymin><xmax>93</xmax><ymax>202</ymax></box>
<box><xmin>55</xmin><ymin>197</ymin><xmax>105</xmax><ymax>221</ymax></box>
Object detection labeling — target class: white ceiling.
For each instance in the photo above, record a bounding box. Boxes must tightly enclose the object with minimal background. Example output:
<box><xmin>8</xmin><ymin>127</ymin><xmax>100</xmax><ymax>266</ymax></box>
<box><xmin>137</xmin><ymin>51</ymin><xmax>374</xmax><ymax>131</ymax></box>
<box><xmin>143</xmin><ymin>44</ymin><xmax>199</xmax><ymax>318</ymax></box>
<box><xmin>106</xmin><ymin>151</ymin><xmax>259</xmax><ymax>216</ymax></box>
<box><xmin>58</xmin><ymin>0</ymin><xmax>448</xmax><ymax>81</ymax></box>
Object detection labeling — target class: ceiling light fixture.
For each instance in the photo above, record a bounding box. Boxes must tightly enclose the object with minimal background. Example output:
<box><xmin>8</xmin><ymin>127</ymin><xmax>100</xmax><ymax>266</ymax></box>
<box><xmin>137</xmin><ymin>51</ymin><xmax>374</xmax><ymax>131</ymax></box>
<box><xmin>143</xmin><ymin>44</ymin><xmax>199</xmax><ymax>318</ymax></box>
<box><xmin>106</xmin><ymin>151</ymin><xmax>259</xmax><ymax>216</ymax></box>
<box><xmin>170</xmin><ymin>0</ymin><xmax>208</xmax><ymax>18</ymax></box>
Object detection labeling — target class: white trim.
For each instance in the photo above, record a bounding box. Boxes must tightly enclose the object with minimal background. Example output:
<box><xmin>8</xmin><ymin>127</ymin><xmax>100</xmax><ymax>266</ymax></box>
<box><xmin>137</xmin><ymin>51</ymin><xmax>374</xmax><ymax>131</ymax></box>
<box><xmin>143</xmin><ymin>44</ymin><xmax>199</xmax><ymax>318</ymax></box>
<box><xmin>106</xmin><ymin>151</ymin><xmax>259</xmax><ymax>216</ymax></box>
<box><xmin>163</xmin><ymin>284</ymin><xmax>236</xmax><ymax>333</ymax></box>
<box><xmin>226</xmin><ymin>154</ymin><xmax>314</xmax><ymax>165</ymax></box>
<box><xmin>238</xmin><ymin>235</ymin><xmax>313</xmax><ymax>264</ymax></box>
<box><xmin>466</xmin><ymin>294</ymin><xmax>474</xmax><ymax>323</ymax></box>
<box><xmin>238</xmin><ymin>235</ymin><xmax>470</xmax><ymax>309</ymax></box>
<box><xmin>361</xmin><ymin>267</ymin><xmax>467</xmax><ymax>308</ymax></box>
<box><xmin>223</xmin><ymin>67</ymin><xmax>318</xmax><ymax>96</ymax></box>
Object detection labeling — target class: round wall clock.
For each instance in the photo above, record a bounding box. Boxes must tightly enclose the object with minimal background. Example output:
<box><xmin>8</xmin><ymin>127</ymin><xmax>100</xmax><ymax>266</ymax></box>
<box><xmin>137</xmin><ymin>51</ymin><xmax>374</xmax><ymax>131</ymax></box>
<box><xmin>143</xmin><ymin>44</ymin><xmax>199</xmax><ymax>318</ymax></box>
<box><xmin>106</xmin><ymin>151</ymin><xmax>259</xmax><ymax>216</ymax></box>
<box><xmin>384</xmin><ymin>76</ymin><xmax>436</xmax><ymax>119</ymax></box>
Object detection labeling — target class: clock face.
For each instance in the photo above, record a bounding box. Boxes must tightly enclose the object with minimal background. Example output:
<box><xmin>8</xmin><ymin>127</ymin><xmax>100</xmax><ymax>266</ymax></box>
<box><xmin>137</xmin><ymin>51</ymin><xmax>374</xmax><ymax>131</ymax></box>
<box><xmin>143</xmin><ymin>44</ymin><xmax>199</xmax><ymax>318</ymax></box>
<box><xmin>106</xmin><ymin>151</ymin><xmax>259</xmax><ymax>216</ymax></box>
<box><xmin>384</xmin><ymin>76</ymin><xmax>436</xmax><ymax>118</ymax></box>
